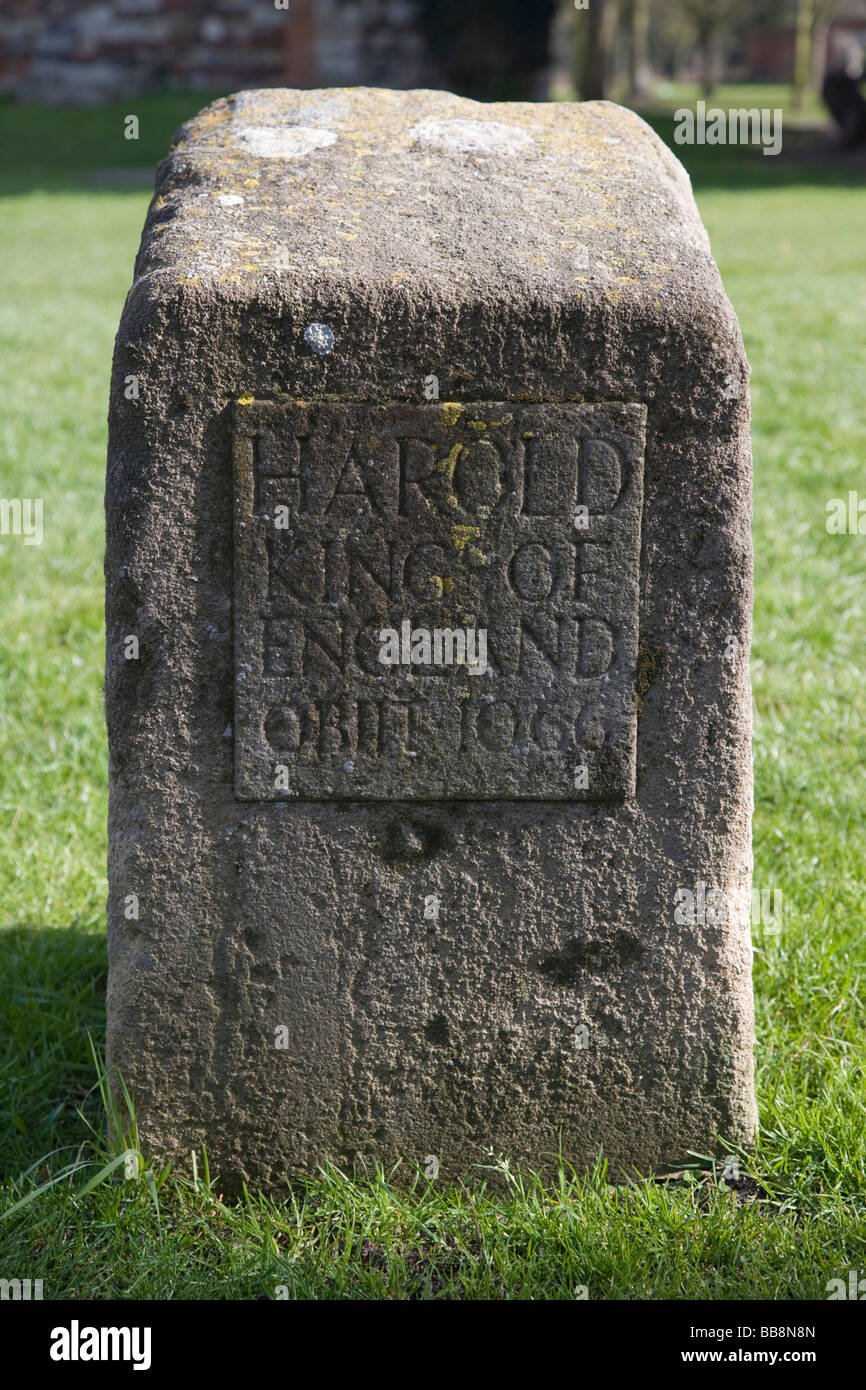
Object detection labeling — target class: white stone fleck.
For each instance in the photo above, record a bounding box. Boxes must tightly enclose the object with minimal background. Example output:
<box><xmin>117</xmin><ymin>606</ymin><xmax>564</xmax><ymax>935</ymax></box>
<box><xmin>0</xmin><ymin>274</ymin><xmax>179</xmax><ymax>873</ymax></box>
<box><xmin>217</xmin><ymin>193</ymin><xmax>244</xmax><ymax>207</ymax></box>
<box><xmin>231</xmin><ymin>125</ymin><xmax>338</xmax><ymax>159</ymax></box>
<box><xmin>304</xmin><ymin>322</ymin><xmax>335</xmax><ymax>355</ymax></box>
<box><xmin>408</xmin><ymin>118</ymin><xmax>533</xmax><ymax>155</ymax></box>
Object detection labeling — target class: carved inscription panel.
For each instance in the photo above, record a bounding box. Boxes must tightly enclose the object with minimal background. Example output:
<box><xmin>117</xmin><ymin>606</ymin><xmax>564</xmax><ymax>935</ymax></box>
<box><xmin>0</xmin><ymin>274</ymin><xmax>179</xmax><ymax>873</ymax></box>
<box><xmin>233</xmin><ymin>401</ymin><xmax>645</xmax><ymax>801</ymax></box>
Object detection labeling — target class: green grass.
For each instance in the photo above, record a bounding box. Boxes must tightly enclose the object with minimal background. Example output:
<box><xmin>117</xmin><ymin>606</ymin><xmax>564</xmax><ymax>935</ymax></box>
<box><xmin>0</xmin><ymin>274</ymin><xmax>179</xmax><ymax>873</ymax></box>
<box><xmin>550</xmin><ymin>79</ymin><xmax>832</xmax><ymax>130</ymax></box>
<box><xmin>636</xmin><ymin>80</ymin><xmax>830</xmax><ymax>129</ymax></box>
<box><xmin>1</xmin><ymin>93</ymin><xmax>865</xmax><ymax>1300</ymax></box>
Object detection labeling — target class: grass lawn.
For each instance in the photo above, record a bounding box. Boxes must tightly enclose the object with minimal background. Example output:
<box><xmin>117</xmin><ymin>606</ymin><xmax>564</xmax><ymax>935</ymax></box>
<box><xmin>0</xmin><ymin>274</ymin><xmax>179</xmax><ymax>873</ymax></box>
<box><xmin>550</xmin><ymin>80</ymin><xmax>832</xmax><ymax>129</ymax></box>
<box><xmin>636</xmin><ymin>80</ymin><xmax>830</xmax><ymax>129</ymax></box>
<box><xmin>1</xmin><ymin>93</ymin><xmax>864</xmax><ymax>1300</ymax></box>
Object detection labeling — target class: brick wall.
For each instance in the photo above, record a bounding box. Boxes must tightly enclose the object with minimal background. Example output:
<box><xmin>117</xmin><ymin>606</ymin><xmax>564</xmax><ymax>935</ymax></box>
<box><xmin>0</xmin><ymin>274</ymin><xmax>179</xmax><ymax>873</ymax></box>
<box><xmin>0</xmin><ymin>0</ymin><xmax>444</xmax><ymax>104</ymax></box>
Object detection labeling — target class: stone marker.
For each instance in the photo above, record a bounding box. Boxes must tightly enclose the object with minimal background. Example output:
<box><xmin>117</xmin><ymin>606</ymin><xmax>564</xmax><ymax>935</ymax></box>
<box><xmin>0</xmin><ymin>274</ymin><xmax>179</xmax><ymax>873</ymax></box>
<box><xmin>106</xmin><ymin>88</ymin><xmax>756</xmax><ymax>1189</ymax></box>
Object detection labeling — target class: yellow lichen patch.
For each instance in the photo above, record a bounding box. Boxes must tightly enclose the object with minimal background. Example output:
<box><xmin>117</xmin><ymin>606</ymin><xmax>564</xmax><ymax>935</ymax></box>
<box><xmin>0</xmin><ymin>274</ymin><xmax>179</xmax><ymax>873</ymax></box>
<box><xmin>468</xmin><ymin>420</ymin><xmax>487</xmax><ymax>431</ymax></box>
<box><xmin>435</xmin><ymin>441</ymin><xmax>464</xmax><ymax>497</ymax></box>
<box><xmin>451</xmin><ymin>525</ymin><xmax>480</xmax><ymax>554</ymax></box>
<box><xmin>441</xmin><ymin>403</ymin><xmax>462</xmax><ymax>427</ymax></box>
<box><xmin>466</xmin><ymin>546</ymin><xmax>486</xmax><ymax>566</ymax></box>
<box><xmin>237</xmin><ymin>393</ymin><xmax>255</xmax><ymax>406</ymax></box>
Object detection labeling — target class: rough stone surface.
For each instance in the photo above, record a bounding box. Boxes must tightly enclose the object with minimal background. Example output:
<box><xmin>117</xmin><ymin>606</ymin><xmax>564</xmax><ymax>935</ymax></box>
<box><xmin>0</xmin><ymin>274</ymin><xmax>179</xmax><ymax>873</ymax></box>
<box><xmin>106</xmin><ymin>87</ymin><xmax>756</xmax><ymax>1190</ymax></box>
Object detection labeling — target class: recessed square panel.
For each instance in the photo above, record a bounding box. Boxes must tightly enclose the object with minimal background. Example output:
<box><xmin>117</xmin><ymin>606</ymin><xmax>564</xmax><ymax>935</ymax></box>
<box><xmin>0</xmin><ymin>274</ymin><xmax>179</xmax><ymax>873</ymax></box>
<box><xmin>233</xmin><ymin>401</ymin><xmax>644</xmax><ymax>800</ymax></box>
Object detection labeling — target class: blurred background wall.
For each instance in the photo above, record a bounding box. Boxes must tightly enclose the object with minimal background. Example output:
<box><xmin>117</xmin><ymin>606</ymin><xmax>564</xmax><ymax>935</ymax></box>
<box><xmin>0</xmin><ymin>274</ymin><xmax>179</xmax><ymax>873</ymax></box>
<box><xmin>0</xmin><ymin>0</ymin><xmax>555</xmax><ymax>105</ymax></box>
<box><xmin>1</xmin><ymin>0</ymin><xmax>864</xmax><ymax>108</ymax></box>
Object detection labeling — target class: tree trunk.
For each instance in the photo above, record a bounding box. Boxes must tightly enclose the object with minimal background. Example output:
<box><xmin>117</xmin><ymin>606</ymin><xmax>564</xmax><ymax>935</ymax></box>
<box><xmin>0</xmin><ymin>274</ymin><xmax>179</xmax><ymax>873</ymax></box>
<box><xmin>580</xmin><ymin>0</ymin><xmax>618</xmax><ymax>101</ymax></box>
<box><xmin>793</xmin><ymin>0</ymin><xmax>815</xmax><ymax>110</ymax></box>
<box><xmin>700</xmin><ymin>27</ymin><xmax>716</xmax><ymax>100</ymax></box>
<box><xmin>627</xmin><ymin>0</ymin><xmax>650</xmax><ymax>99</ymax></box>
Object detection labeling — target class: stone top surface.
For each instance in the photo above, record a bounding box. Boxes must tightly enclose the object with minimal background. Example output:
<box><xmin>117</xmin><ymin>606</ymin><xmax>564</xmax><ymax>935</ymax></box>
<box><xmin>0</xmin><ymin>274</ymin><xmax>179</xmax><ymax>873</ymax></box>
<box><xmin>135</xmin><ymin>87</ymin><xmax>713</xmax><ymax>309</ymax></box>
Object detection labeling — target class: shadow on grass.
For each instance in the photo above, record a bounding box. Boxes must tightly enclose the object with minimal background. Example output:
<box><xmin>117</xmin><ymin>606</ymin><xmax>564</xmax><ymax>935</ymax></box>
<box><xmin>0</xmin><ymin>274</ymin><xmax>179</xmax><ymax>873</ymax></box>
<box><xmin>0</xmin><ymin>922</ymin><xmax>106</xmax><ymax>1184</ymax></box>
<box><xmin>643</xmin><ymin>113</ymin><xmax>866</xmax><ymax>192</ymax></box>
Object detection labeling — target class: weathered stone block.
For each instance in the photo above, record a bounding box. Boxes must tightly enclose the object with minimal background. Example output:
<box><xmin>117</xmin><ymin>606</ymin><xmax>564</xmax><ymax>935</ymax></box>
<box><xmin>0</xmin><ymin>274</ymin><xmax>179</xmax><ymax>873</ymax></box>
<box><xmin>106</xmin><ymin>88</ymin><xmax>756</xmax><ymax>1189</ymax></box>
